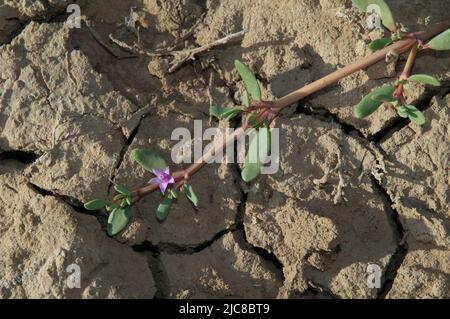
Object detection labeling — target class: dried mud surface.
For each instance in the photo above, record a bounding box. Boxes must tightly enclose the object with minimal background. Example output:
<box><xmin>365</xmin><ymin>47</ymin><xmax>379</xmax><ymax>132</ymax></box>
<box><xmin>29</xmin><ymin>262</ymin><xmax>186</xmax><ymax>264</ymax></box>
<box><xmin>0</xmin><ymin>0</ymin><xmax>448</xmax><ymax>298</ymax></box>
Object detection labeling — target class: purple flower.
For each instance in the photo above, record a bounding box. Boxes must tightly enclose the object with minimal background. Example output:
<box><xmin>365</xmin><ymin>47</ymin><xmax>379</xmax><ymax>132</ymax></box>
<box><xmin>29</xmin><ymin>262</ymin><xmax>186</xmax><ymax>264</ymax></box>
<box><xmin>148</xmin><ymin>167</ymin><xmax>175</xmax><ymax>194</ymax></box>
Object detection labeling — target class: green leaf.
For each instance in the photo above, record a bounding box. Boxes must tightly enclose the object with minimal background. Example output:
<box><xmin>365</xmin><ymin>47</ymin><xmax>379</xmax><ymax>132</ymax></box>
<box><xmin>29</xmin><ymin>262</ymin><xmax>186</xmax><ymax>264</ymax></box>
<box><xmin>408</xmin><ymin>74</ymin><xmax>441</xmax><ymax>87</ymax></box>
<box><xmin>210</xmin><ymin>105</ymin><xmax>241</xmax><ymax>121</ymax></box>
<box><xmin>371</xmin><ymin>91</ymin><xmax>397</xmax><ymax>102</ymax></box>
<box><xmin>398</xmin><ymin>105</ymin><xmax>425</xmax><ymax>125</ymax></box>
<box><xmin>392</xmin><ymin>100</ymin><xmax>401</xmax><ymax>108</ymax></box>
<box><xmin>247</xmin><ymin>113</ymin><xmax>265</xmax><ymax>129</ymax></box>
<box><xmin>105</xmin><ymin>203</ymin><xmax>118</xmax><ymax>212</ymax></box>
<box><xmin>156</xmin><ymin>195</ymin><xmax>174</xmax><ymax>221</ymax></box>
<box><xmin>168</xmin><ymin>188</ymin><xmax>178</xmax><ymax>199</ymax></box>
<box><xmin>114</xmin><ymin>184</ymin><xmax>131</xmax><ymax>196</ymax></box>
<box><xmin>368</xmin><ymin>38</ymin><xmax>393</xmax><ymax>51</ymax></box>
<box><xmin>397</xmin><ymin>106</ymin><xmax>409</xmax><ymax>118</ymax></box>
<box><xmin>352</xmin><ymin>0</ymin><xmax>396</xmax><ymax>31</ymax></box>
<box><xmin>355</xmin><ymin>85</ymin><xmax>395</xmax><ymax>118</ymax></box>
<box><xmin>409</xmin><ymin>110</ymin><xmax>426</xmax><ymax>126</ymax></box>
<box><xmin>84</xmin><ymin>199</ymin><xmax>108</xmax><ymax>210</ymax></box>
<box><xmin>125</xmin><ymin>197</ymin><xmax>132</xmax><ymax>206</ymax></box>
<box><xmin>235</xmin><ymin>60</ymin><xmax>261</xmax><ymax>101</ymax></box>
<box><xmin>134</xmin><ymin>149</ymin><xmax>167</xmax><ymax>172</ymax></box>
<box><xmin>427</xmin><ymin>28</ymin><xmax>450</xmax><ymax>51</ymax></box>
<box><xmin>242</xmin><ymin>90</ymin><xmax>250</xmax><ymax>108</ymax></box>
<box><xmin>114</xmin><ymin>194</ymin><xmax>126</xmax><ymax>201</ymax></box>
<box><xmin>242</xmin><ymin>163</ymin><xmax>260</xmax><ymax>183</ymax></box>
<box><xmin>241</xmin><ymin>128</ymin><xmax>270</xmax><ymax>183</ymax></box>
<box><xmin>107</xmin><ymin>208</ymin><xmax>130</xmax><ymax>236</ymax></box>
<box><xmin>183</xmin><ymin>183</ymin><xmax>199</xmax><ymax>207</ymax></box>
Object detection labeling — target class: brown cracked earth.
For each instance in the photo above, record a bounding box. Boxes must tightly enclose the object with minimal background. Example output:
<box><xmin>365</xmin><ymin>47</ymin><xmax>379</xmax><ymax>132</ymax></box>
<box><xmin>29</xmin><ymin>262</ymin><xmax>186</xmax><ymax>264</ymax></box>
<box><xmin>0</xmin><ymin>0</ymin><xmax>449</xmax><ymax>299</ymax></box>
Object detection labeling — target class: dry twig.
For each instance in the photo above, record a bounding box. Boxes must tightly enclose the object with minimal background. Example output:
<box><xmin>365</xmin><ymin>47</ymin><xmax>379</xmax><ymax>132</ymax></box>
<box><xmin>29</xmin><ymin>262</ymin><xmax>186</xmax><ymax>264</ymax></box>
<box><xmin>110</xmin><ymin>29</ymin><xmax>246</xmax><ymax>73</ymax></box>
<box><xmin>82</xmin><ymin>18</ymin><xmax>136</xmax><ymax>59</ymax></box>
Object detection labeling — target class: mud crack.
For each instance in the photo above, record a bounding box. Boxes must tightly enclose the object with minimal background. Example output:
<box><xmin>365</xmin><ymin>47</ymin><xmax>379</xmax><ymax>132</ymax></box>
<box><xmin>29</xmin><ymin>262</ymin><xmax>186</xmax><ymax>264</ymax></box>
<box><xmin>296</xmin><ymin>102</ymin><xmax>366</xmax><ymax>139</ymax></box>
<box><xmin>107</xmin><ymin>123</ymin><xmax>140</xmax><ymax>193</ymax></box>
<box><xmin>133</xmin><ymin>225</ymin><xmax>239</xmax><ymax>298</ymax></box>
<box><xmin>1</xmin><ymin>4</ymin><xmax>77</xmax><ymax>46</ymax></box>
<box><xmin>233</xmin><ymin>163</ymin><xmax>285</xmax><ymax>280</ymax></box>
<box><xmin>442</xmin><ymin>87</ymin><xmax>450</xmax><ymax>98</ymax></box>
<box><xmin>133</xmin><ymin>226</ymin><xmax>237</xmax><ymax>256</ymax></box>
<box><xmin>1</xmin><ymin>20</ymin><xmax>27</xmax><ymax>46</ymax></box>
<box><xmin>370</xmin><ymin>177</ymin><xmax>408</xmax><ymax>299</ymax></box>
<box><xmin>369</xmin><ymin>93</ymin><xmax>436</xmax><ymax>143</ymax></box>
<box><xmin>28</xmin><ymin>182</ymin><xmax>108</xmax><ymax>230</ymax></box>
<box><xmin>146</xmin><ymin>254</ymin><xmax>169</xmax><ymax>299</ymax></box>
<box><xmin>301</xmin><ymin>281</ymin><xmax>339</xmax><ymax>299</ymax></box>
<box><xmin>369</xmin><ymin>89</ymin><xmax>445</xmax><ymax>143</ymax></box>
<box><xmin>0</xmin><ymin>150</ymin><xmax>40</xmax><ymax>164</ymax></box>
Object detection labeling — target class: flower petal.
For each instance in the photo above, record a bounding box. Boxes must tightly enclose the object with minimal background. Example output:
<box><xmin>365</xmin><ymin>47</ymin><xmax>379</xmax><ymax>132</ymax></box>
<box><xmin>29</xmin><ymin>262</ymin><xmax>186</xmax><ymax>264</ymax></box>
<box><xmin>159</xmin><ymin>181</ymin><xmax>169</xmax><ymax>194</ymax></box>
<box><xmin>148</xmin><ymin>177</ymin><xmax>161</xmax><ymax>185</ymax></box>
<box><xmin>167</xmin><ymin>176</ymin><xmax>175</xmax><ymax>184</ymax></box>
<box><xmin>152</xmin><ymin>168</ymin><xmax>164</xmax><ymax>179</ymax></box>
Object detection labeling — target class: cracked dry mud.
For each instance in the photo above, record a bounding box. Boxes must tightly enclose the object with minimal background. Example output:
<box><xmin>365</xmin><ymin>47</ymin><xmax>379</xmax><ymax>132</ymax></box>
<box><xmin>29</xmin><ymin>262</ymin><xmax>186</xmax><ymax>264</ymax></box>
<box><xmin>0</xmin><ymin>0</ymin><xmax>449</xmax><ymax>298</ymax></box>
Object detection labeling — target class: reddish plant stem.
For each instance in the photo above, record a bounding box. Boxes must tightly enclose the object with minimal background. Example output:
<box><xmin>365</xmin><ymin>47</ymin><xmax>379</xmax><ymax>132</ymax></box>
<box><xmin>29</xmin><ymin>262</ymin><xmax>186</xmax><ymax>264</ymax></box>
<box><xmin>274</xmin><ymin>21</ymin><xmax>450</xmax><ymax>110</ymax></box>
<box><xmin>394</xmin><ymin>44</ymin><xmax>418</xmax><ymax>103</ymax></box>
<box><xmin>131</xmin><ymin>124</ymin><xmax>250</xmax><ymax>202</ymax></box>
<box><xmin>130</xmin><ymin>21</ymin><xmax>450</xmax><ymax>203</ymax></box>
